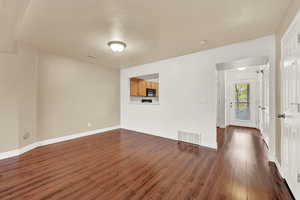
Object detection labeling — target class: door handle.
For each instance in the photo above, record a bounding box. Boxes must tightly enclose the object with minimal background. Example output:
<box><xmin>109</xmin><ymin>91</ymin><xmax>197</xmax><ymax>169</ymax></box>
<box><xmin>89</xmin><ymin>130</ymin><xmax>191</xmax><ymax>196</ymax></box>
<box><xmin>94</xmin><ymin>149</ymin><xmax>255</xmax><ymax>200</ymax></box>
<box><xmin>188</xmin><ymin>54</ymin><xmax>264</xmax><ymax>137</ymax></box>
<box><xmin>277</xmin><ymin>113</ymin><xmax>286</xmax><ymax>119</ymax></box>
<box><xmin>259</xmin><ymin>106</ymin><xmax>266</xmax><ymax>110</ymax></box>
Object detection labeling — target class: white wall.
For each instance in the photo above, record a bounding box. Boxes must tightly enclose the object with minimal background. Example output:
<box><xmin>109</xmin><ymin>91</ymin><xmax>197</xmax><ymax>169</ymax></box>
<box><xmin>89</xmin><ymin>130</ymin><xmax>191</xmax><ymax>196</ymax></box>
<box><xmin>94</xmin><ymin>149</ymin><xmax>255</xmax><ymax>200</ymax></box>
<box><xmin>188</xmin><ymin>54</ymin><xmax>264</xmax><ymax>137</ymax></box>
<box><xmin>121</xmin><ymin>35</ymin><xmax>276</xmax><ymax>149</ymax></box>
<box><xmin>37</xmin><ymin>53</ymin><xmax>120</xmax><ymax>141</ymax></box>
<box><xmin>0</xmin><ymin>52</ymin><xmax>20</xmax><ymax>152</ymax></box>
<box><xmin>217</xmin><ymin>71</ymin><xmax>226</xmax><ymax>128</ymax></box>
<box><xmin>0</xmin><ymin>45</ymin><xmax>120</xmax><ymax>154</ymax></box>
<box><xmin>0</xmin><ymin>44</ymin><xmax>38</xmax><ymax>152</ymax></box>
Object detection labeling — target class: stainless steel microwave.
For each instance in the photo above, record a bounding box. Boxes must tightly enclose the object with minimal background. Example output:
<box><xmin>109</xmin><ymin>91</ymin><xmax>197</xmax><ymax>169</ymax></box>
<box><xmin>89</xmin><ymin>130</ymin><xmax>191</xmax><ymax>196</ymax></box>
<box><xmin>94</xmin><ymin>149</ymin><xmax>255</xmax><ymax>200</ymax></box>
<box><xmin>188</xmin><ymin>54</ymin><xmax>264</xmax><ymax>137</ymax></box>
<box><xmin>146</xmin><ymin>88</ymin><xmax>156</xmax><ymax>97</ymax></box>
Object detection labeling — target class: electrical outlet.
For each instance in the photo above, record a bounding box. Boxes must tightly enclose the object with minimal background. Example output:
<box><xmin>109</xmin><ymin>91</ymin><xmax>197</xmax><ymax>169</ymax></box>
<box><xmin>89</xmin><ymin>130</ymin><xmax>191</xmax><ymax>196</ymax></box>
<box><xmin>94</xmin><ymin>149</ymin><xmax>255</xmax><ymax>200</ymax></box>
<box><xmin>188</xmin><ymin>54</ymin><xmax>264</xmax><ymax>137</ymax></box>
<box><xmin>87</xmin><ymin>122</ymin><xmax>92</xmax><ymax>127</ymax></box>
<box><xmin>297</xmin><ymin>173</ymin><xmax>300</xmax><ymax>183</ymax></box>
<box><xmin>23</xmin><ymin>132</ymin><xmax>30</xmax><ymax>140</ymax></box>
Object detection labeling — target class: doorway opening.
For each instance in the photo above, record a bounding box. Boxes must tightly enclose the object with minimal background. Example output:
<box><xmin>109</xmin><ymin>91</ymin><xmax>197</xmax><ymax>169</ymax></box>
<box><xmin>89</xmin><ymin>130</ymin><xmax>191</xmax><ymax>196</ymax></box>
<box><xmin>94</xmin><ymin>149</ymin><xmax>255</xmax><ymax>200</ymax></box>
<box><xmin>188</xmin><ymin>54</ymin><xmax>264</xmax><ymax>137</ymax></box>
<box><xmin>216</xmin><ymin>57</ymin><xmax>270</xmax><ymax>148</ymax></box>
<box><xmin>229</xmin><ymin>80</ymin><xmax>257</xmax><ymax>128</ymax></box>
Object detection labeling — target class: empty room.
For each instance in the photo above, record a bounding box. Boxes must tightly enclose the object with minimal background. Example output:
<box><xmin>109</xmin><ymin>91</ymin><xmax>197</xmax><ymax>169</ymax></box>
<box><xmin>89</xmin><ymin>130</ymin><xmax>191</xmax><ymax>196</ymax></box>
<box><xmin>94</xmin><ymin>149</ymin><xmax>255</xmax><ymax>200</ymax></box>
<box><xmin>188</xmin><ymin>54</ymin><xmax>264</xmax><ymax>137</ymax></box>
<box><xmin>0</xmin><ymin>0</ymin><xmax>300</xmax><ymax>199</ymax></box>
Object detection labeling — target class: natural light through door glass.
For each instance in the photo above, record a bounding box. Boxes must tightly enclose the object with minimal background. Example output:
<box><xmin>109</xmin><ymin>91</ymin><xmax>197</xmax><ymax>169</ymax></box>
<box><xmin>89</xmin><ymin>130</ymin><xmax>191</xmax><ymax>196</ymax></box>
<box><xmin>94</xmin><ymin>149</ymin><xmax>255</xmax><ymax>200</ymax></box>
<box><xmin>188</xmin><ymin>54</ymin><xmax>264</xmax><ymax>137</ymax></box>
<box><xmin>235</xmin><ymin>83</ymin><xmax>250</xmax><ymax>120</ymax></box>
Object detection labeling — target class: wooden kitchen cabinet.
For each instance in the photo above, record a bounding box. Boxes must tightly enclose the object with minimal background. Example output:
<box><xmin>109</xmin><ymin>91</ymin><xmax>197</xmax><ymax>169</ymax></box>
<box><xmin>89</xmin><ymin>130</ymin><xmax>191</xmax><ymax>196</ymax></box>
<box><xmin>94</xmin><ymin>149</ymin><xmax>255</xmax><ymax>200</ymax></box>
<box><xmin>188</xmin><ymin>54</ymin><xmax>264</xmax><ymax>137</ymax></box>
<box><xmin>130</xmin><ymin>78</ymin><xmax>159</xmax><ymax>97</ymax></box>
<box><xmin>153</xmin><ymin>82</ymin><xmax>159</xmax><ymax>97</ymax></box>
<box><xmin>130</xmin><ymin>78</ymin><xmax>139</xmax><ymax>96</ymax></box>
<box><xmin>138</xmin><ymin>80</ymin><xmax>147</xmax><ymax>97</ymax></box>
<box><xmin>150</xmin><ymin>82</ymin><xmax>155</xmax><ymax>89</ymax></box>
<box><xmin>145</xmin><ymin>81</ymin><xmax>152</xmax><ymax>89</ymax></box>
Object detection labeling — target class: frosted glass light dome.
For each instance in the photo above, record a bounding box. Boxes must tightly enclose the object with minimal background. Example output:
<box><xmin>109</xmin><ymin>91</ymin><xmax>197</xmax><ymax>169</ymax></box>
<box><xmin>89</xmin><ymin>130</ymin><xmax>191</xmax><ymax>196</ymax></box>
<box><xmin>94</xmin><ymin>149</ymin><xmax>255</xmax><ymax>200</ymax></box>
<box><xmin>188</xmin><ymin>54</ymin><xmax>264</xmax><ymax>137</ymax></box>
<box><xmin>108</xmin><ymin>41</ymin><xmax>126</xmax><ymax>52</ymax></box>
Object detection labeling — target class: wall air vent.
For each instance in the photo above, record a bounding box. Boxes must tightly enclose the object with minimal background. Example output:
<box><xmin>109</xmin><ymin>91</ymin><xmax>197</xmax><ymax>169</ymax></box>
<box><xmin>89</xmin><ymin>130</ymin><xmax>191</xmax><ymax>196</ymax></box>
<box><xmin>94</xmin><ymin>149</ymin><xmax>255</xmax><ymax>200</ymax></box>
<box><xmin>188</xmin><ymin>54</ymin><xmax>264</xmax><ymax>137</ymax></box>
<box><xmin>177</xmin><ymin>131</ymin><xmax>201</xmax><ymax>145</ymax></box>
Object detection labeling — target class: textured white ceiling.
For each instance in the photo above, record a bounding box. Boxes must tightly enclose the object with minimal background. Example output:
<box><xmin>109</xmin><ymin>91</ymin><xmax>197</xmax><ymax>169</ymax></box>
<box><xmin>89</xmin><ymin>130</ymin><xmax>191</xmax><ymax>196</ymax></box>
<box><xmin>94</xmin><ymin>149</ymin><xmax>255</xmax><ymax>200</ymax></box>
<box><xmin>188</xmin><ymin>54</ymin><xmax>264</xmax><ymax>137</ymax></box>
<box><xmin>17</xmin><ymin>0</ymin><xmax>291</xmax><ymax>68</ymax></box>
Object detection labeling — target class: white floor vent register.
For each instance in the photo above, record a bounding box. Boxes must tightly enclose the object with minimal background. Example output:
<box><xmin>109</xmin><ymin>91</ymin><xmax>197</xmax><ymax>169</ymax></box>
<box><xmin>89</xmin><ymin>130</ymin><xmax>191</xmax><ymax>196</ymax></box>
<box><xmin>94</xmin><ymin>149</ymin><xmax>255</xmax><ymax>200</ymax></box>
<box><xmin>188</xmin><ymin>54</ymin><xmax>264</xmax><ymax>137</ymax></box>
<box><xmin>177</xmin><ymin>131</ymin><xmax>201</xmax><ymax>145</ymax></box>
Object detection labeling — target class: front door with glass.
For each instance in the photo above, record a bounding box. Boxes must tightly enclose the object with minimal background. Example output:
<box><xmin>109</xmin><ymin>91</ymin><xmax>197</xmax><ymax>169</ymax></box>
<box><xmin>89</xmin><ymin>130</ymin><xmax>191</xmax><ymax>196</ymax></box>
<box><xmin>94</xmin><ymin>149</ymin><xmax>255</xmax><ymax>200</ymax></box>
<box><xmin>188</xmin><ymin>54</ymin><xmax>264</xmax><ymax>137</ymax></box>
<box><xmin>229</xmin><ymin>80</ymin><xmax>257</xmax><ymax>128</ymax></box>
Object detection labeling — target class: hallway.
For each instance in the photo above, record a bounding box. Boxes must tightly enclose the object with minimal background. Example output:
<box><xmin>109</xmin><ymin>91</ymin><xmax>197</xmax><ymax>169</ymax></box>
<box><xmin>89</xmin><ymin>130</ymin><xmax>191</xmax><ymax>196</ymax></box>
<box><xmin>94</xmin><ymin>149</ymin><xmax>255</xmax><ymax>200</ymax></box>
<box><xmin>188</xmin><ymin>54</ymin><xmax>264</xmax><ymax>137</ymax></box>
<box><xmin>201</xmin><ymin>126</ymin><xmax>293</xmax><ymax>199</ymax></box>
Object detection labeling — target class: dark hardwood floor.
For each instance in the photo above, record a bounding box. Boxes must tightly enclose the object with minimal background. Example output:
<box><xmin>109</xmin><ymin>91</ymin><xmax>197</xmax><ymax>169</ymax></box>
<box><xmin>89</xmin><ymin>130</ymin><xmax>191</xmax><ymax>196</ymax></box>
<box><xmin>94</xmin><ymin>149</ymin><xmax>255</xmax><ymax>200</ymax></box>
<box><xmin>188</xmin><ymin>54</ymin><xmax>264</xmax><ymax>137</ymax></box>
<box><xmin>0</xmin><ymin>127</ymin><xmax>293</xmax><ymax>199</ymax></box>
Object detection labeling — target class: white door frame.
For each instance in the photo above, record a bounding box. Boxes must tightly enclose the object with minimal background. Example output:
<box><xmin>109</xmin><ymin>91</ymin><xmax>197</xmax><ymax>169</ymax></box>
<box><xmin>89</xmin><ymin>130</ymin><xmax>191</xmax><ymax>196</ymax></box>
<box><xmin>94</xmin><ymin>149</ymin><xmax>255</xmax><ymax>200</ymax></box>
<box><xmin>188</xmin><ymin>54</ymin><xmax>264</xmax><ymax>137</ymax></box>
<box><xmin>258</xmin><ymin>64</ymin><xmax>270</xmax><ymax>147</ymax></box>
<box><xmin>227</xmin><ymin>79</ymin><xmax>258</xmax><ymax>128</ymax></box>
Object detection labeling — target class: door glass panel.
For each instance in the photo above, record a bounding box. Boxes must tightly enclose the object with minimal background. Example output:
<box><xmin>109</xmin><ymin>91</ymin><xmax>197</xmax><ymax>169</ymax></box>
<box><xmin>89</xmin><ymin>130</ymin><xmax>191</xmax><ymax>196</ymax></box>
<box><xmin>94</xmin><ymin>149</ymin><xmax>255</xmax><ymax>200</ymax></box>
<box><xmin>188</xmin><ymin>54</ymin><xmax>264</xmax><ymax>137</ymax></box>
<box><xmin>235</xmin><ymin>83</ymin><xmax>250</xmax><ymax>120</ymax></box>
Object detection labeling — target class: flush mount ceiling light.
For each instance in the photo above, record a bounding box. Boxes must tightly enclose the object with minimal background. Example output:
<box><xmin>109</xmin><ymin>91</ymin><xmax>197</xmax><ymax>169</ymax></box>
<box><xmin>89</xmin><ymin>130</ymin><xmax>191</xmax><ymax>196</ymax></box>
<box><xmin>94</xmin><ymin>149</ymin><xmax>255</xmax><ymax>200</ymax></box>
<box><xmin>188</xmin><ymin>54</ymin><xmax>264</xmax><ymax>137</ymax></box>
<box><xmin>237</xmin><ymin>67</ymin><xmax>247</xmax><ymax>71</ymax></box>
<box><xmin>108</xmin><ymin>41</ymin><xmax>126</xmax><ymax>52</ymax></box>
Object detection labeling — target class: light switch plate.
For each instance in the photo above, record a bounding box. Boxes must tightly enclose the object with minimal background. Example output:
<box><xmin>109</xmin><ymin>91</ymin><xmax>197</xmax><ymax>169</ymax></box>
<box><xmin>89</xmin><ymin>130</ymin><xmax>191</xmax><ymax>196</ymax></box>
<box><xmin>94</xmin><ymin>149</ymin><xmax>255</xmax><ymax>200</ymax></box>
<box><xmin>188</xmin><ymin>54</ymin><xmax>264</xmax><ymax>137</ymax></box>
<box><xmin>88</xmin><ymin>122</ymin><xmax>92</xmax><ymax>127</ymax></box>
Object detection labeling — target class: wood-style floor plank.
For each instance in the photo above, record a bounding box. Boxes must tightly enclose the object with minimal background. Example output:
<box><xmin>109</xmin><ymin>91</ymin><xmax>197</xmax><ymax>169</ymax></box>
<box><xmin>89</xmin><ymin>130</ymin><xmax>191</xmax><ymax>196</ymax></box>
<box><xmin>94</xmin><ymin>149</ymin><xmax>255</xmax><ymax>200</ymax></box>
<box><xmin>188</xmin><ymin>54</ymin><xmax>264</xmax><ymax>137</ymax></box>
<box><xmin>0</xmin><ymin>127</ymin><xmax>293</xmax><ymax>200</ymax></box>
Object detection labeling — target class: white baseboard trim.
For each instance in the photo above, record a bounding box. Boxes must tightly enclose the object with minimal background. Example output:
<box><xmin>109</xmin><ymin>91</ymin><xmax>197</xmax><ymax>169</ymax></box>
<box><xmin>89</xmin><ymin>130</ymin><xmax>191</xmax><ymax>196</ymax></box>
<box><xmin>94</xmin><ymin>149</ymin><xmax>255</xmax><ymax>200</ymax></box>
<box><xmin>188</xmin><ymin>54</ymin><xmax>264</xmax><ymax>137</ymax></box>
<box><xmin>37</xmin><ymin>126</ymin><xmax>120</xmax><ymax>146</ymax></box>
<box><xmin>268</xmin><ymin>153</ymin><xmax>285</xmax><ymax>178</ymax></box>
<box><xmin>19</xmin><ymin>143</ymin><xmax>39</xmax><ymax>155</ymax></box>
<box><xmin>274</xmin><ymin>159</ymin><xmax>285</xmax><ymax>179</ymax></box>
<box><xmin>122</xmin><ymin>127</ymin><xmax>217</xmax><ymax>150</ymax></box>
<box><xmin>0</xmin><ymin>125</ymin><xmax>120</xmax><ymax>160</ymax></box>
<box><xmin>0</xmin><ymin>149</ymin><xmax>20</xmax><ymax>160</ymax></box>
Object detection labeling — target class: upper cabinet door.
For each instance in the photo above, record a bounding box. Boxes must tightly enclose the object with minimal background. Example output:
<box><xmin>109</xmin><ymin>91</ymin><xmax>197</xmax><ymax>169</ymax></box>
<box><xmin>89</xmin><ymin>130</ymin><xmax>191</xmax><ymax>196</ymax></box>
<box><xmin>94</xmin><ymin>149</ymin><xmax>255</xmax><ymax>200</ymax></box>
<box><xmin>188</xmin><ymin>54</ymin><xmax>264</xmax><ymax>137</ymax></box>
<box><xmin>145</xmin><ymin>81</ymin><xmax>152</xmax><ymax>89</ymax></box>
<box><xmin>153</xmin><ymin>82</ymin><xmax>159</xmax><ymax>97</ymax></box>
<box><xmin>130</xmin><ymin>78</ymin><xmax>139</xmax><ymax>96</ymax></box>
<box><xmin>150</xmin><ymin>82</ymin><xmax>155</xmax><ymax>89</ymax></box>
<box><xmin>138</xmin><ymin>80</ymin><xmax>146</xmax><ymax>97</ymax></box>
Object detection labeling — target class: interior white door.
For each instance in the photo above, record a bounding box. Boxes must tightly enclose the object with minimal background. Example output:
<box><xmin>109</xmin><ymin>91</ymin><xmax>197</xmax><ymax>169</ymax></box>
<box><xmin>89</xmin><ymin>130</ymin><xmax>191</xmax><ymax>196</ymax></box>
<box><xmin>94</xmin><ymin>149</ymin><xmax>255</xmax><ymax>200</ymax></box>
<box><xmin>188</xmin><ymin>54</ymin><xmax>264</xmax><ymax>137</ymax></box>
<box><xmin>280</xmin><ymin>14</ymin><xmax>300</xmax><ymax>198</ymax></box>
<box><xmin>229</xmin><ymin>80</ymin><xmax>257</xmax><ymax>128</ymax></box>
<box><xmin>258</xmin><ymin>65</ymin><xmax>270</xmax><ymax>146</ymax></box>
